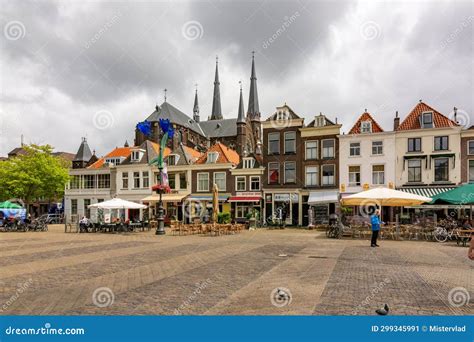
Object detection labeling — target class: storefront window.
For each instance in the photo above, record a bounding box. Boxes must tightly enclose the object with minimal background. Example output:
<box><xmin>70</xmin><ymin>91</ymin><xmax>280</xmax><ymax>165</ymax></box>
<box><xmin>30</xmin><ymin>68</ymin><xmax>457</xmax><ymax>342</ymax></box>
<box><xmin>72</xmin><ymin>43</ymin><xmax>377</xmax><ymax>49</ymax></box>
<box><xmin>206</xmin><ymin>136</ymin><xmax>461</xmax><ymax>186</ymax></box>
<box><xmin>469</xmin><ymin>160</ymin><xmax>474</xmax><ymax>183</ymax></box>
<box><xmin>236</xmin><ymin>205</ymin><xmax>248</xmax><ymax>218</ymax></box>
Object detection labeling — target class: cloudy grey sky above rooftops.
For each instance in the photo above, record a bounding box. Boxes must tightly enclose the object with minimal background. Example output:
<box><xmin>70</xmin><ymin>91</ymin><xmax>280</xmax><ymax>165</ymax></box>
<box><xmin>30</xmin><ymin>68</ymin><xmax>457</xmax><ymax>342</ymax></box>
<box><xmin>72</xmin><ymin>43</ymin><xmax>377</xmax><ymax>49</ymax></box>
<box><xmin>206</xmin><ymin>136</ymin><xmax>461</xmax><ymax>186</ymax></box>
<box><xmin>0</xmin><ymin>0</ymin><xmax>473</xmax><ymax>156</ymax></box>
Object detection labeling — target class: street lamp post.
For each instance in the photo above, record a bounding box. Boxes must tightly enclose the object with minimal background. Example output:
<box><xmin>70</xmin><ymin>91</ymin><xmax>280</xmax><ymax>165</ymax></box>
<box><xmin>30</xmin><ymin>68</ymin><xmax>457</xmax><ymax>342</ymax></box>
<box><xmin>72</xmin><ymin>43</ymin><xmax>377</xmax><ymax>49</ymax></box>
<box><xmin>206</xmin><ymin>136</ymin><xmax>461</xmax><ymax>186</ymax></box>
<box><xmin>155</xmin><ymin>160</ymin><xmax>166</xmax><ymax>236</ymax></box>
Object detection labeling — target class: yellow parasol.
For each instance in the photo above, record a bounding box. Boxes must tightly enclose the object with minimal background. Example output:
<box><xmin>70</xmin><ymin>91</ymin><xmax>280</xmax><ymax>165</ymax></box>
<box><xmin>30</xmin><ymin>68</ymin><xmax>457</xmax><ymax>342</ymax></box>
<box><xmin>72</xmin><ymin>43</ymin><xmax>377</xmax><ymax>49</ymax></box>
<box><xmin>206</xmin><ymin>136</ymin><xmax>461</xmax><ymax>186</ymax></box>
<box><xmin>212</xmin><ymin>183</ymin><xmax>219</xmax><ymax>223</ymax></box>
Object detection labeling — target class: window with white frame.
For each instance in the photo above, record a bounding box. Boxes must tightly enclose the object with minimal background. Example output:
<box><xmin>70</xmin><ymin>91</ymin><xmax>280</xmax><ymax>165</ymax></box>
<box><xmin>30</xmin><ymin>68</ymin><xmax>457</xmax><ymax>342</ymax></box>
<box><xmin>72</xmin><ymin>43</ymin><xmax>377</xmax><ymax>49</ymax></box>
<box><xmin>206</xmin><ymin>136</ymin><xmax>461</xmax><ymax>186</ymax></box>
<box><xmin>122</xmin><ymin>172</ymin><xmax>128</xmax><ymax>189</ymax></box>
<box><xmin>315</xmin><ymin>116</ymin><xmax>326</xmax><ymax>127</ymax></box>
<box><xmin>197</xmin><ymin>173</ymin><xmax>209</xmax><ymax>191</ymax></box>
<box><xmin>469</xmin><ymin>160</ymin><xmax>474</xmax><ymax>183</ymax></box>
<box><xmin>236</xmin><ymin>176</ymin><xmax>246</xmax><ymax>191</ymax></box>
<box><xmin>284</xmin><ymin>131</ymin><xmax>296</xmax><ymax>153</ymax></box>
<box><xmin>421</xmin><ymin>112</ymin><xmax>433</xmax><ymax>128</ymax></box>
<box><xmin>284</xmin><ymin>162</ymin><xmax>296</xmax><ymax>183</ymax></box>
<box><xmin>349</xmin><ymin>142</ymin><xmax>360</xmax><ymax>156</ymax></box>
<box><xmin>142</xmin><ymin>171</ymin><xmax>149</xmax><ymax>188</ymax></box>
<box><xmin>169</xmin><ymin>173</ymin><xmax>176</xmax><ymax>189</ymax></box>
<box><xmin>98</xmin><ymin>174</ymin><xmax>110</xmax><ymax>189</ymax></box>
<box><xmin>133</xmin><ymin>171</ymin><xmax>140</xmax><ymax>188</ymax></box>
<box><xmin>207</xmin><ymin>152</ymin><xmax>219</xmax><ymax>163</ymax></box>
<box><xmin>468</xmin><ymin>141</ymin><xmax>474</xmax><ymax>155</ymax></box>
<box><xmin>268</xmin><ymin>162</ymin><xmax>279</xmax><ymax>184</ymax></box>
<box><xmin>250</xmin><ymin>176</ymin><xmax>260</xmax><ymax>190</ymax></box>
<box><xmin>322</xmin><ymin>139</ymin><xmax>335</xmax><ymax>158</ymax></box>
<box><xmin>361</xmin><ymin>121</ymin><xmax>372</xmax><ymax>133</ymax></box>
<box><xmin>131</xmin><ymin>151</ymin><xmax>141</xmax><ymax>162</ymax></box>
<box><xmin>213</xmin><ymin>172</ymin><xmax>226</xmax><ymax>191</ymax></box>
<box><xmin>372</xmin><ymin>165</ymin><xmax>385</xmax><ymax>185</ymax></box>
<box><xmin>305</xmin><ymin>141</ymin><xmax>318</xmax><ymax>160</ymax></box>
<box><xmin>349</xmin><ymin>166</ymin><xmax>361</xmax><ymax>186</ymax></box>
<box><xmin>434</xmin><ymin>136</ymin><xmax>449</xmax><ymax>151</ymax></box>
<box><xmin>372</xmin><ymin>141</ymin><xmax>383</xmax><ymax>155</ymax></box>
<box><xmin>268</xmin><ymin>132</ymin><xmax>280</xmax><ymax>154</ymax></box>
<box><xmin>243</xmin><ymin>158</ymin><xmax>255</xmax><ymax>169</ymax></box>
<box><xmin>322</xmin><ymin>164</ymin><xmax>335</xmax><ymax>185</ymax></box>
<box><xmin>83</xmin><ymin>175</ymin><xmax>94</xmax><ymax>189</ymax></box>
<box><xmin>70</xmin><ymin>175</ymin><xmax>81</xmax><ymax>189</ymax></box>
<box><xmin>236</xmin><ymin>205</ymin><xmax>248</xmax><ymax>218</ymax></box>
<box><xmin>71</xmin><ymin>199</ymin><xmax>77</xmax><ymax>215</ymax></box>
<box><xmin>305</xmin><ymin>166</ymin><xmax>318</xmax><ymax>186</ymax></box>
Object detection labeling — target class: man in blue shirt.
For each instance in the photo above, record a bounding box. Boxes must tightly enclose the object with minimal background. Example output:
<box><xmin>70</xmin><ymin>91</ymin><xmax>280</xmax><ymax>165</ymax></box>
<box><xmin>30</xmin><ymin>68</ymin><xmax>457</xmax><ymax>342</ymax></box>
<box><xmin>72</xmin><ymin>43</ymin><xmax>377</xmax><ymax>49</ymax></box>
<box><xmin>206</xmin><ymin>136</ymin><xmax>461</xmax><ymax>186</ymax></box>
<box><xmin>371</xmin><ymin>210</ymin><xmax>382</xmax><ymax>247</ymax></box>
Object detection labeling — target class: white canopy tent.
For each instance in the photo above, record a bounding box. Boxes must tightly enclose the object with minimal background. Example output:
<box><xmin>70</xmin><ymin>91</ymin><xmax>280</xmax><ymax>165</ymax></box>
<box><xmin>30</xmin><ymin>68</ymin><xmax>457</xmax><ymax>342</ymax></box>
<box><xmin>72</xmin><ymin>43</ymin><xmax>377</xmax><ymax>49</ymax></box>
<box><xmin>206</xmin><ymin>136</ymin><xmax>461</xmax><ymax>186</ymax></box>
<box><xmin>88</xmin><ymin>198</ymin><xmax>147</xmax><ymax>210</ymax></box>
<box><xmin>341</xmin><ymin>188</ymin><xmax>431</xmax><ymax>207</ymax></box>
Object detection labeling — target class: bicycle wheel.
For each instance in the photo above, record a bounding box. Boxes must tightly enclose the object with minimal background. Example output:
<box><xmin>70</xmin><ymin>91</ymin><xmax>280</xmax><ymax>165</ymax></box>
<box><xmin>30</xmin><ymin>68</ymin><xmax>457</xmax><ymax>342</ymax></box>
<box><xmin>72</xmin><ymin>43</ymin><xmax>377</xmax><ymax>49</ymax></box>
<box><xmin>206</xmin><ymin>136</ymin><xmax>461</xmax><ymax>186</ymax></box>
<box><xmin>434</xmin><ymin>227</ymin><xmax>447</xmax><ymax>243</ymax></box>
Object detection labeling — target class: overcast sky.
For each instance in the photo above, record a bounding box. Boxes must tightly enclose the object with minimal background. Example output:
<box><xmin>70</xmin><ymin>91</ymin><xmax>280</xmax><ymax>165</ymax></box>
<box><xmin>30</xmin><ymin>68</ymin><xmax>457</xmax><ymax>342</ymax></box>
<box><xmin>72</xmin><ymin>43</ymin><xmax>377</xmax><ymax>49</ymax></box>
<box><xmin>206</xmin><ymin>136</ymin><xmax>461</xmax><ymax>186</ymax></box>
<box><xmin>0</xmin><ymin>0</ymin><xmax>473</xmax><ymax>157</ymax></box>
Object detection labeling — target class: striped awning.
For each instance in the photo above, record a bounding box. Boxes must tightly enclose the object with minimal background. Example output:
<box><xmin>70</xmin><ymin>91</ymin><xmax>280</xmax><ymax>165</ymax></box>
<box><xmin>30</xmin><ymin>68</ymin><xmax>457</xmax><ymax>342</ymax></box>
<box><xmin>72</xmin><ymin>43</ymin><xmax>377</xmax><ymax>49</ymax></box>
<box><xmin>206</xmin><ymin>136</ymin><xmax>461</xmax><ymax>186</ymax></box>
<box><xmin>397</xmin><ymin>186</ymin><xmax>456</xmax><ymax>198</ymax></box>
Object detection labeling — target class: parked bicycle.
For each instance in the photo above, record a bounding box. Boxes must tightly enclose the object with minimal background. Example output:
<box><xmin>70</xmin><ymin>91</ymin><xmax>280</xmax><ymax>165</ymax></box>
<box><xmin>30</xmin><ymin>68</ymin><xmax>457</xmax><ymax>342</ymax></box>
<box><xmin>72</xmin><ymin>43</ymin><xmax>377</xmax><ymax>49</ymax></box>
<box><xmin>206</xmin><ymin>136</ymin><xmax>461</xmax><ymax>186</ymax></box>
<box><xmin>433</xmin><ymin>219</ymin><xmax>459</xmax><ymax>243</ymax></box>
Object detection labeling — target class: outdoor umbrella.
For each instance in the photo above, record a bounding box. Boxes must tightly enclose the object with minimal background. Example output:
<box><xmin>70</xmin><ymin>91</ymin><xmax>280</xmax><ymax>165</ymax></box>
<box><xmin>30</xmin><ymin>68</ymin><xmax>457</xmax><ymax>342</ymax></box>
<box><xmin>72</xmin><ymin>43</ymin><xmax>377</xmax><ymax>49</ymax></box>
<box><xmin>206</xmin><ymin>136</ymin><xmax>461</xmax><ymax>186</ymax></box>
<box><xmin>88</xmin><ymin>198</ymin><xmax>147</xmax><ymax>210</ymax></box>
<box><xmin>430</xmin><ymin>184</ymin><xmax>474</xmax><ymax>219</ymax></box>
<box><xmin>341</xmin><ymin>187</ymin><xmax>432</xmax><ymax>207</ymax></box>
<box><xmin>0</xmin><ymin>201</ymin><xmax>22</xmax><ymax>209</ymax></box>
<box><xmin>212</xmin><ymin>183</ymin><xmax>219</xmax><ymax>223</ymax></box>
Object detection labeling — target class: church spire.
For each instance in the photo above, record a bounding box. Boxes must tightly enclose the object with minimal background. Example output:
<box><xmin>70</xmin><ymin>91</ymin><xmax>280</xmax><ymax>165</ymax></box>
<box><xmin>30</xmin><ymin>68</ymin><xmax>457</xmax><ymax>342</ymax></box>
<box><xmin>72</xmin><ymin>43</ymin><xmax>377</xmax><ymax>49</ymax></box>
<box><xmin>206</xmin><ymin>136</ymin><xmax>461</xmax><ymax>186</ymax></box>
<box><xmin>247</xmin><ymin>51</ymin><xmax>260</xmax><ymax>119</ymax></box>
<box><xmin>193</xmin><ymin>84</ymin><xmax>200</xmax><ymax>123</ymax></box>
<box><xmin>210</xmin><ymin>56</ymin><xmax>223</xmax><ymax>120</ymax></box>
<box><xmin>237</xmin><ymin>81</ymin><xmax>245</xmax><ymax>124</ymax></box>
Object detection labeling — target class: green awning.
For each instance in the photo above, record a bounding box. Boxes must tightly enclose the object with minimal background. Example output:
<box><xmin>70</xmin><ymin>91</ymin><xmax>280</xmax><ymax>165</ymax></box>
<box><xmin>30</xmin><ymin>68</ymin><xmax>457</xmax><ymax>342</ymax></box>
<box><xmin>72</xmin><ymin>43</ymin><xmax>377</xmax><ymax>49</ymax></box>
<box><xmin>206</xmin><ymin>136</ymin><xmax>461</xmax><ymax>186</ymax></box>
<box><xmin>397</xmin><ymin>186</ymin><xmax>456</xmax><ymax>199</ymax></box>
<box><xmin>0</xmin><ymin>201</ymin><xmax>22</xmax><ymax>209</ymax></box>
<box><xmin>429</xmin><ymin>184</ymin><xmax>474</xmax><ymax>205</ymax></box>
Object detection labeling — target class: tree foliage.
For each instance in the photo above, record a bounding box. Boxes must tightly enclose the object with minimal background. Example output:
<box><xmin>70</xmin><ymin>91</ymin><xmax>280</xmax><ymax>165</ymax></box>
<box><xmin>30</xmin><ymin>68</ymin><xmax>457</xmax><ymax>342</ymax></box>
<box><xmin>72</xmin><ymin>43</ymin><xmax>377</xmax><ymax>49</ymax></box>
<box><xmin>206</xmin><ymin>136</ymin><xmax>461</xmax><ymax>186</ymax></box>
<box><xmin>0</xmin><ymin>145</ymin><xmax>70</xmax><ymax>205</ymax></box>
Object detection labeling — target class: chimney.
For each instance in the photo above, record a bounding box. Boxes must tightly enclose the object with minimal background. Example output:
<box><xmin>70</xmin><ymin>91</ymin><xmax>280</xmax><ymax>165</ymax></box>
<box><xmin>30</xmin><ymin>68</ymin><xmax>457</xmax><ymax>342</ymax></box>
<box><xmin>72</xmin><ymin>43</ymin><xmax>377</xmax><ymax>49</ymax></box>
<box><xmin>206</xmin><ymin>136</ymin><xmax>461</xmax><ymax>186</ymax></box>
<box><xmin>453</xmin><ymin>107</ymin><xmax>458</xmax><ymax>123</ymax></box>
<box><xmin>393</xmin><ymin>111</ymin><xmax>400</xmax><ymax>130</ymax></box>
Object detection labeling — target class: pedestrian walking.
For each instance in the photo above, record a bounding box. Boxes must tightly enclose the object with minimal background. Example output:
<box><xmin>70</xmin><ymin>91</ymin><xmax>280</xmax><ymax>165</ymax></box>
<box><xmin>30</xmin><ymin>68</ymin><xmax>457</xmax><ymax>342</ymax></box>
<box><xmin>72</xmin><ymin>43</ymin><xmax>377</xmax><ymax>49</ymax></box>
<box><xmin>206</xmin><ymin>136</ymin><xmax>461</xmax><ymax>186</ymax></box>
<box><xmin>371</xmin><ymin>209</ymin><xmax>382</xmax><ymax>247</ymax></box>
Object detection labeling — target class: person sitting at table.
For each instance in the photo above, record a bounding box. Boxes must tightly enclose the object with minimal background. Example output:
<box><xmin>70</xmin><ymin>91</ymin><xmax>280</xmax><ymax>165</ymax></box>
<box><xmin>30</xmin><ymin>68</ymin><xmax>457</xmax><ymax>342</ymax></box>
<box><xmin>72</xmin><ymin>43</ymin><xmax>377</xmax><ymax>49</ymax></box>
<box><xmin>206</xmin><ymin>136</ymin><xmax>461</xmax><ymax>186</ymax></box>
<box><xmin>462</xmin><ymin>219</ymin><xmax>472</xmax><ymax>229</ymax></box>
<box><xmin>79</xmin><ymin>216</ymin><xmax>90</xmax><ymax>233</ymax></box>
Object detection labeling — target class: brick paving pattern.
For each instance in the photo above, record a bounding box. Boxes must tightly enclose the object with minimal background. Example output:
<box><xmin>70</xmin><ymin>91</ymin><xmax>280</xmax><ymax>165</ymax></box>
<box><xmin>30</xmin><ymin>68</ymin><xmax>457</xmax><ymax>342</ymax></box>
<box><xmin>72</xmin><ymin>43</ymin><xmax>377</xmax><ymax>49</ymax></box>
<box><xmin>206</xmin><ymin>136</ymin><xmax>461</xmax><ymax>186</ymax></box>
<box><xmin>0</xmin><ymin>226</ymin><xmax>472</xmax><ymax>315</ymax></box>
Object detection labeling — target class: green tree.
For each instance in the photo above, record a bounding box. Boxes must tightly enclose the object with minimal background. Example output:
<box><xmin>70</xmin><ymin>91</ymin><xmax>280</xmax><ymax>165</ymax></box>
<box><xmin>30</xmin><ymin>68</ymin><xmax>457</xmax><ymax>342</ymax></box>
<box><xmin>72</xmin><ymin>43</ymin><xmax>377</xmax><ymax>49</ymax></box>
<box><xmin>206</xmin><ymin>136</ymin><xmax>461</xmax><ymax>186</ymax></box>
<box><xmin>0</xmin><ymin>145</ymin><xmax>70</xmax><ymax>210</ymax></box>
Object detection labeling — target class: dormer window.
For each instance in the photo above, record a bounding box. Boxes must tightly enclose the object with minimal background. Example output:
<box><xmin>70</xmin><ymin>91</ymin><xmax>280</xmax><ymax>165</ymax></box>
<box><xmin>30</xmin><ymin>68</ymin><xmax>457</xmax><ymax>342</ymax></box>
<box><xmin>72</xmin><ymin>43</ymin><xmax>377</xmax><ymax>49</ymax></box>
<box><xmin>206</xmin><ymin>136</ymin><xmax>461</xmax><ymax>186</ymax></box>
<box><xmin>361</xmin><ymin>121</ymin><xmax>372</xmax><ymax>133</ymax></box>
<box><xmin>315</xmin><ymin>116</ymin><xmax>326</xmax><ymax>127</ymax></box>
<box><xmin>421</xmin><ymin>112</ymin><xmax>433</xmax><ymax>128</ymax></box>
<box><xmin>131</xmin><ymin>149</ymin><xmax>145</xmax><ymax>162</ymax></box>
<box><xmin>105</xmin><ymin>157</ymin><xmax>124</xmax><ymax>166</ymax></box>
<box><xmin>207</xmin><ymin>152</ymin><xmax>219</xmax><ymax>163</ymax></box>
<box><xmin>276</xmin><ymin>110</ymin><xmax>288</xmax><ymax>121</ymax></box>
<box><xmin>243</xmin><ymin>157</ymin><xmax>255</xmax><ymax>169</ymax></box>
<box><xmin>167</xmin><ymin>154</ymin><xmax>180</xmax><ymax>166</ymax></box>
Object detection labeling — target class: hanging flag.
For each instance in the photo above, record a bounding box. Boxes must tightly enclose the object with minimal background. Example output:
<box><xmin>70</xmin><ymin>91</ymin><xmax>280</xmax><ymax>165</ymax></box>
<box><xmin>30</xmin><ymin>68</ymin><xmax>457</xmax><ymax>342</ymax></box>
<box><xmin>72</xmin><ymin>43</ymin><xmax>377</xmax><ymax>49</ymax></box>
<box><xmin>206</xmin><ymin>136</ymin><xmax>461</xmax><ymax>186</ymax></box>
<box><xmin>136</xmin><ymin>121</ymin><xmax>152</xmax><ymax>137</ymax></box>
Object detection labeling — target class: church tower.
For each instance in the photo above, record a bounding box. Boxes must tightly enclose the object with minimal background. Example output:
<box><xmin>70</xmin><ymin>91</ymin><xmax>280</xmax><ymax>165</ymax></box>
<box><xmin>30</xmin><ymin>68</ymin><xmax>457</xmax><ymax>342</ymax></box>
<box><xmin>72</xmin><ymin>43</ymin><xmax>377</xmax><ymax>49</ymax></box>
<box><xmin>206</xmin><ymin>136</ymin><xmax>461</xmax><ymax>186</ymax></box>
<box><xmin>247</xmin><ymin>52</ymin><xmax>262</xmax><ymax>156</ymax></box>
<box><xmin>210</xmin><ymin>56</ymin><xmax>223</xmax><ymax>120</ymax></box>
<box><xmin>236</xmin><ymin>82</ymin><xmax>246</xmax><ymax>156</ymax></box>
<box><xmin>193</xmin><ymin>86</ymin><xmax>200</xmax><ymax>123</ymax></box>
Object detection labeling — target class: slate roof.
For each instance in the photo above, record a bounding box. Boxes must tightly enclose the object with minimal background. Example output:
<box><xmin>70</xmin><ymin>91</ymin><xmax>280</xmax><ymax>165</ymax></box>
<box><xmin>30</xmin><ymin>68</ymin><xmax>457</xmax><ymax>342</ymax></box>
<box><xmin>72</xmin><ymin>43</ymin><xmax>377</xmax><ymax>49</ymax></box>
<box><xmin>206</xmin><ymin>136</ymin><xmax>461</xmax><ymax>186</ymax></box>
<box><xmin>196</xmin><ymin>142</ymin><xmax>239</xmax><ymax>165</ymax></box>
<box><xmin>145</xmin><ymin>102</ymin><xmax>205</xmax><ymax>136</ymax></box>
<box><xmin>397</xmin><ymin>101</ymin><xmax>458</xmax><ymax>131</ymax></box>
<box><xmin>73</xmin><ymin>138</ymin><xmax>93</xmax><ymax>162</ymax></box>
<box><xmin>348</xmin><ymin>112</ymin><xmax>384</xmax><ymax>134</ymax></box>
<box><xmin>199</xmin><ymin>119</ymin><xmax>237</xmax><ymax>138</ymax></box>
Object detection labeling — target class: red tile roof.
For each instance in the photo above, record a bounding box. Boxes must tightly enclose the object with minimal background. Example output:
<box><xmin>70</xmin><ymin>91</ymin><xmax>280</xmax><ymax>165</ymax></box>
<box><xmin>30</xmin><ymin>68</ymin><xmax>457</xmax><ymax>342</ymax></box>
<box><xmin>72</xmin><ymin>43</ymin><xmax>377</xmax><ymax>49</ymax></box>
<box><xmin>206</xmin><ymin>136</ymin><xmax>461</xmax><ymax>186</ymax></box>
<box><xmin>397</xmin><ymin>102</ymin><xmax>458</xmax><ymax>131</ymax></box>
<box><xmin>196</xmin><ymin>142</ymin><xmax>239</xmax><ymax>165</ymax></box>
<box><xmin>88</xmin><ymin>147</ymin><xmax>132</xmax><ymax>169</ymax></box>
<box><xmin>348</xmin><ymin>112</ymin><xmax>384</xmax><ymax>134</ymax></box>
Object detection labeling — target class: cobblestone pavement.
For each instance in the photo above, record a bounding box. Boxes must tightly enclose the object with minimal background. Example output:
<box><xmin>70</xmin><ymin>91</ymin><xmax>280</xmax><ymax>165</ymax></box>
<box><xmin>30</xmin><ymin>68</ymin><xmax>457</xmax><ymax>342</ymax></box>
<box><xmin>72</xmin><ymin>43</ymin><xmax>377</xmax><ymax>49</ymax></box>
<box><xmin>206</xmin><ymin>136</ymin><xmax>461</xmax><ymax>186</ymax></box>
<box><xmin>0</xmin><ymin>226</ymin><xmax>472</xmax><ymax>315</ymax></box>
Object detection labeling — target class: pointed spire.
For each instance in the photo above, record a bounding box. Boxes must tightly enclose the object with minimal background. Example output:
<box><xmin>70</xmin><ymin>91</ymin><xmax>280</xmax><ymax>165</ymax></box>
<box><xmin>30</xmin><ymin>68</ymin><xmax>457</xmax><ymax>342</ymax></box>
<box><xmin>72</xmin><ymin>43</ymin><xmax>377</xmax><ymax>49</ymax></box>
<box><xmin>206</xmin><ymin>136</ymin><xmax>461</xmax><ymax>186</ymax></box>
<box><xmin>193</xmin><ymin>84</ymin><xmax>200</xmax><ymax>123</ymax></box>
<box><xmin>210</xmin><ymin>56</ymin><xmax>223</xmax><ymax>120</ymax></box>
<box><xmin>247</xmin><ymin>51</ymin><xmax>260</xmax><ymax>119</ymax></box>
<box><xmin>124</xmin><ymin>140</ymin><xmax>129</xmax><ymax>147</ymax></box>
<box><xmin>237</xmin><ymin>81</ymin><xmax>245</xmax><ymax>123</ymax></box>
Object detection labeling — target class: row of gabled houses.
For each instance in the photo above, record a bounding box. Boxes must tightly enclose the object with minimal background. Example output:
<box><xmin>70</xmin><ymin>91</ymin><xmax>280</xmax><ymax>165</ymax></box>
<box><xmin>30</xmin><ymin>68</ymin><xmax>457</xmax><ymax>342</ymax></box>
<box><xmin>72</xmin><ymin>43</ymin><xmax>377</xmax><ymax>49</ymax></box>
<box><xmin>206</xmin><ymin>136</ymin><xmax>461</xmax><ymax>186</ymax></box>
<box><xmin>63</xmin><ymin>55</ymin><xmax>473</xmax><ymax>226</ymax></box>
